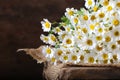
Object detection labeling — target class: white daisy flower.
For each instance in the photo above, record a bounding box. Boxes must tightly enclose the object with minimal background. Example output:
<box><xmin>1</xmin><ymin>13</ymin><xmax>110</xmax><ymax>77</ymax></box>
<box><xmin>69</xmin><ymin>53</ymin><xmax>80</xmax><ymax>64</ymax></box>
<box><xmin>53</xmin><ymin>27</ymin><xmax>62</xmax><ymax>34</ymax></box>
<box><xmin>42</xmin><ymin>46</ymin><xmax>54</xmax><ymax>58</ymax></box>
<box><xmin>116</xmin><ymin>39</ymin><xmax>120</xmax><ymax>48</ymax></box>
<box><xmin>116</xmin><ymin>0</ymin><xmax>120</xmax><ymax>10</ymax></box>
<box><xmin>65</xmin><ymin>8</ymin><xmax>77</xmax><ymax>19</ymax></box>
<box><xmin>49</xmin><ymin>56</ymin><xmax>57</xmax><ymax>65</ymax></box>
<box><xmin>110</xmin><ymin>27</ymin><xmax>120</xmax><ymax>41</ymax></box>
<box><xmin>62</xmin><ymin>35</ymin><xmax>75</xmax><ymax>47</ymax></box>
<box><xmin>81</xmin><ymin>37</ymin><xmax>96</xmax><ymax>50</ymax></box>
<box><xmin>58</xmin><ymin>31</ymin><xmax>68</xmax><ymax>41</ymax></box>
<box><xmin>84</xmin><ymin>51</ymin><xmax>97</xmax><ymax>64</ymax></box>
<box><xmin>70</xmin><ymin>16</ymin><xmax>79</xmax><ymax>26</ymax></box>
<box><xmin>48</xmin><ymin>34</ymin><xmax>57</xmax><ymax>45</ymax></box>
<box><xmin>54</xmin><ymin>48</ymin><xmax>64</xmax><ymax>60</ymax></box>
<box><xmin>60</xmin><ymin>54</ymin><xmax>69</xmax><ymax>63</ymax></box>
<box><xmin>103</xmin><ymin>32</ymin><xmax>113</xmax><ymax>44</ymax></box>
<box><xmin>107</xmin><ymin>42</ymin><xmax>119</xmax><ymax>53</ymax></box>
<box><xmin>99</xmin><ymin>0</ymin><xmax>109</xmax><ymax>7</ymax></box>
<box><xmin>41</xmin><ymin>19</ymin><xmax>51</xmax><ymax>32</ymax></box>
<box><xmin>40</xmin><ymin>34</ymin><xmax>49</xmax><ymax>44</ymax></box>
<box><xmin>64</xmin><ymin>25</ymin><xmax>73</xmax><ymax>32</ymax></box>
<box><xmin>98</xmin><ymin>52</ymin><xmax>112</xmax><ymax>64</ymax></box>
<box><xmin>80</xmin><ymin>10</ymin><xmax>90</xmax><ymax>23</ymax></box>
<box><xmin>85</xmin><ymin>0</ymin><xmax>95</xmax><ymax>9</ymax></box>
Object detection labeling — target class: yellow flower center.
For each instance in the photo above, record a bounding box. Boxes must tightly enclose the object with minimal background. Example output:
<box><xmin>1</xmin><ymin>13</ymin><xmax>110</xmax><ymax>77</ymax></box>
<box><xmin>83</xmin><ymin>15</ymin><xmax>88</xmax><ymax>20</ymax></box>
<box><xmin>110</xmin><ymin>59</ymin><xmax>113</xmax><ymax>63</ymax></box>
<box><xmin>74</xmin><ymin>18</ymin><xmax>78</xmax><ymax>24</ymax></box>
<box><xmin>66</xmin><ymin>38</ymin><xmax>72</xmax><ymax>44</ymax></box>
<box><xmin>45</xmin><ymin>22</ymin><xmax>51</xmax><ymax>28</ymax></box>
<box><xmin>86</xmin><ymin>39</ymin><xmax>93</xmax><ymax>46</ymax></box>
<box><xmin>90</xmin><ymin>15</ymin><xmax>96</xmax><ymax>21</ymax></box>
<box><xmin>55</xmin><ymin>27</ymin><xmax>61</xmax><ymax>32</ymax></box>
<box><xmin>93</xmin><ymin>6</ymin><xmax>98</xmax><ymax>12</ymax></box>
<box><xmin>103</xmin><ymin>0</ymin><xmax>109</xmax><ymax>6</ymax></box>
<box><xmin>46</xmin><ymin>48</ymin><xmax>51</xmax><ymax>54</ymax></box>
<box><xmin>80</xmin><ymin>55</ymin><xmax>84</xmax><ymax>61</ymax></box>
<box><xmin>117</xmin><ymin>40</ymin><xmax>120</xmax><ymax>45</ymax></box>
<box><xmin>51</xmin><ymin>35</ymin><xmax>56</xmax><ymax>41</ymax></box>
<box><xmin>88</xmin><ymin>0</ymin><xmax>92</xmax><ymax>5</ymax></box>
<box><xmin>98</xmin><ymin>28</ymin><xmax>103</xmax><ymax>33</ymax></box>
<box><xmin>107</xmin><ymin>5</ymin><xmax>112</xmax><ymax>11</ymax></box>
<box><xmin>51</xmin><ymin>57</ymin><xmax>56</xmax><ymax>62</ymax></box>
<box><xmin>44</xmin><ymin>37</ymin><xmax>48</xmax><ymax>42</ymax></box>
<box><xmin>71</xmin><ymin>55</ymin><xmax>77</xmax><ymax>61</ymax></box>
<box><xmin>111</xmin><ymin>44</ymin><xmax>117</xmax><ymax>50</ymax></box>
<box><xmin>88</xmin><ymin>57</ymin><xmax>94</xmax><ymax>63</ymax></box>
<box><xmin>99</xmin><ymin>12</ymin><xmax>105</xmax><ymax>18</ymax></box>
<box><xmin>82</xmin><ymin>28</ymin><xmax>88</xmax><ymax>33</ymax></box>
<box><xmin>103</xmin><ymin>60</ymin><xmax>108</xmax><ymax>64</ymax></box>
<box><xmin>116</xmin><ymin>2</ymin><xmax>120</xmax><ymax>7</ymax></box>
<box><xmin>113</xmin><ymin>54</ymin><xmax>118</xmax><ymax>60</ymax></box>
<box><xmin>102</xmin><ymin>53</ymin><xmax>108</xmax><ymax>60</ymax></box>
<box><xmin>78</xmin><ymin>35</ymin><xmax>82</xmax><ymax>40</ymax></box>
<box><xmin>96</xmin><ymin>36</ymin><xmax>102</xmax><ymax>41</ymax></box>
<box><xmin>57</xmin><ymin>50</ymin><xmax>63</xmax><ymax>56</ymax></box>
<box><xmin>63</xmin><ymin>56</ymin><xmax>68</xmax><ymax>60</ymax></box>
<box><xmin>105</xmin><ymin>36</ymin><xmax>111</xmax><ymax>42</ymax></box>
<box><xmin>114</xmin><ymin>31</ymin><xmax>119</xmax><ymax>37</ymax></box>
<box><xmin>113</xmin><ymin>19</ymin><xmax>119</xmax><ymax>26</ymax></box>
<box><xmin>96</xmin><ymin>45</ymin><xmax>103</xmax><ymax>51</ymax></box>
<box><xmin>66</xmin><ymin>27</ymin><xmax>71</xmax><ymax>32</ymax></box>
<box><xmin>68</xmin><ymin>10</ymin><xmax>74</xmax><ymax>16</ymax></box>
<box><xmin>90</xmin><ymin>24</ymin><xmax>95</xmax><ymax>30</ymax></box>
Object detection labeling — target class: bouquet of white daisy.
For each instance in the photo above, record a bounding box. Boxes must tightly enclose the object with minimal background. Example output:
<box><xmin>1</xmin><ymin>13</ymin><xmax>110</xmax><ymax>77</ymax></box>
<box><xmin>40</xmin><ymin>0</ymin><xmax>120</xmax><ymax>65</ymax></box>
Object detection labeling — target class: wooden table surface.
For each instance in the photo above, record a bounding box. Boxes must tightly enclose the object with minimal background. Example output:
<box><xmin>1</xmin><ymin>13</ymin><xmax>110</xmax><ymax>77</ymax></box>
<box><xmin>0</xmin><ymin>0</ymin><xmax>84</xmax><ymax>80</ymax></box>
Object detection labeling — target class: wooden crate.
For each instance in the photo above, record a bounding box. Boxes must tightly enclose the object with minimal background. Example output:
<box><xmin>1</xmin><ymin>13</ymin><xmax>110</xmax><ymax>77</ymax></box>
<box><xmin>18</xmin><ymin>46</ymin><xmax>120</xmax><ymax>80</ymax></box>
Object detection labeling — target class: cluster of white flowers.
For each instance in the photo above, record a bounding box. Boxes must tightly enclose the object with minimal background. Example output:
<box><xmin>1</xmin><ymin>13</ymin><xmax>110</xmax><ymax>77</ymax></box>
<box><xmin>40</xmin><ymin>0</ymin><xmax>120</xmax><ymax>65</ymax></box>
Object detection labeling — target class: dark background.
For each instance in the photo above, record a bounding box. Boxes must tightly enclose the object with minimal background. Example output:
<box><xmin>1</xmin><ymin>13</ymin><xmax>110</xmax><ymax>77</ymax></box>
<box><xmin>0</xmin><ymin>0</ymin><xmax>84</xmax><ymax>80</ymax></box>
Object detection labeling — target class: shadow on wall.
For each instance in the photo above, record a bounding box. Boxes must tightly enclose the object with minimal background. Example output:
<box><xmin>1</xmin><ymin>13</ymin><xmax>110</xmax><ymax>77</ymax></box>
<box><xmin>0</xmin><ymin>0</ymin><xmax>84</xmax><ymax>80</ymax></box>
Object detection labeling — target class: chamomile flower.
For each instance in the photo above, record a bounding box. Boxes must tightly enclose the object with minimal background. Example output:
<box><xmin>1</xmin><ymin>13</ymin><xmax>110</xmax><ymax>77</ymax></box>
<box><xmin>65</xmin><ymin>8</ymin><xmax>77</xmax><ymax>19</ymax></box>
<box><xmin>81</xmin><ymin>37</ymin><xmax>96</xmax><ymax>50</ymax></box>
<box><xmin>40</xmin><ymin>0</ymin><xmax>120</xmax><ymax>65</ymax></box>
<box><xmin>69</xmin><ymin>53</ymin><xmax>80</xmax><ymax>64</ymax></box>
<box><xmin>110</xmin><ymin>27</ymin><xmax>120</xmax><ymax>40</ymax></box>
<box><xmin>41</xmin><ymin>19</ymin><xmax>51</xmax><ymax>32</ymax></box>
<box><xmin>54</xmin><ymin>48</ymin><xmax>64</xmax><ymax>60</ymax></box>
<box><xmin>71</xmin><ymin>16</ymin><xmax>79</xmax><ymax>26</ymax></box>
<box><xmin>103</xmin><ymin>32</ymin><xmax>113</xmax><ymax>44</ymax></box>
<box><xmin>48</xmin><ymin>34</ymin><xmax>57</xmax><ymax>45</ymax></box>
<box><xmin>49</xmin><ymin>56</ymin><xmax>57</xmax><ymax>65</ymax></box>
<box><xmin>112</xmin><ymin>18</ymin><xmax>120</xmax><ymax>27</ymax></box>
<box><xmin>42</xmin><ymin>46</ymin><xmax>54</xmax><ymax>58</ymax></box>
<box><xmin>99</xmin><ymin>0</ymin><xmax>109</xmax><ymax>7</ymax></box>
<box><xmin>64</xmin><ymin>25</ymin><xmax>73</xmax><ymax>32</ymax></box>
<box><xmin>107</xmin><ymin>42</ymin><xmax>119</xmax><ymax>53</ymax></box>
<box><xmin>53</xmin><ymin>27</ymin><xmax>62</xmax><ymax>34</ymax></box>
<box><xmin>116</xmin><ymin>39</ymin><xmax>120</xmax><ymax>47</ymax></box>
<box><xmin>60</xmin><ymin>54</ymin><xmax>69</xmax><ymax>63</ymax></box>
<box><xmin>81</xmin><ymin>11</ymin><xmax>90</xmax><ymax>23</ymax></box>
<box><xmin>85</xmin><ymin>0</ymin><xmax>95</xmax><ymax>9</ymax></box>
<box><xmin>62</xmin><ymin>36</ymin><xmax>75</xmax><ymax>47</ymax></box>
<box><xmin>116</xmin><ymin>0</ymin><xmax>120</xmax><ymax>10</ymax></box>
<box><xmin>40</xmin><ymin>34</ymin><xmax>49</xmax><ymax>44</ymax></box>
